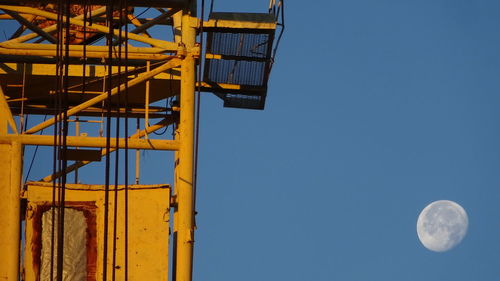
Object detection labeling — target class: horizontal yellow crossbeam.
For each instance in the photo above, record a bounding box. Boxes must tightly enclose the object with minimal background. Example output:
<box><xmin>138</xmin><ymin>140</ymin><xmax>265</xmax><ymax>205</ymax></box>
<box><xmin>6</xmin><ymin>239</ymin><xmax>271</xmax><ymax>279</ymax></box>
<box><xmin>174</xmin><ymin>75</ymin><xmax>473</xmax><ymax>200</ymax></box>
<box><xmin>0</xmin><ymin>63</ymin><xmax>180</xmax><ymax>80</ymax></box>
<box><xmin>0</xmin><ymin>48</ymin><xmax>171</xmax><ymax>60</ymax></box>
<box><xmin>0</xmin><ymin>134</ymin><xmax>179</xmax><ymax>150</ymax></box>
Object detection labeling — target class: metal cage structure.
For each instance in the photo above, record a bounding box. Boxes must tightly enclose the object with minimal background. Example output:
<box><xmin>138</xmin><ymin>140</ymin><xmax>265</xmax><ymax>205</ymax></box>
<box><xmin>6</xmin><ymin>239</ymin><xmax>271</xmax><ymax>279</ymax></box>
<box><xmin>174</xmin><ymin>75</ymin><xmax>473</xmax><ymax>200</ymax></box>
<box><xmin>202</xmin><ymin>12</ymin><xmax>277</xmax><ymax>110</ymax></box>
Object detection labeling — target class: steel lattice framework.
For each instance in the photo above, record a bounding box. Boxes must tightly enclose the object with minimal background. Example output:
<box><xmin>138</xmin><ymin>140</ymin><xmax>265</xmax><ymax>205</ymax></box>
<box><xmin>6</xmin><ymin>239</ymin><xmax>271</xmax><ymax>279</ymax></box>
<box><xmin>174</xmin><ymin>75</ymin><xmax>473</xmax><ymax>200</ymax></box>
<box><xmin>0</xmin><ymin>1</ymin><xmax>282</xmax><ymax>280</ymax></box>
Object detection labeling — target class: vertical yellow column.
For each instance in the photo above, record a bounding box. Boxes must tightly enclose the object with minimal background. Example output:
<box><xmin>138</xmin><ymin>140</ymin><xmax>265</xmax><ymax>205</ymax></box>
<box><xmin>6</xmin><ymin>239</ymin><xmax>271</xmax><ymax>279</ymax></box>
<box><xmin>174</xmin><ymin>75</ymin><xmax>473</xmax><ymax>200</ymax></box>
<box><xmin>0</xmin><ymin>113</ymin><xmax>22</xmax><ymax>281</ymax></box>
<box><xmin>175</xmin><ymin>4</ymin><xmax>197</xmax><ymax>281</ymax></box>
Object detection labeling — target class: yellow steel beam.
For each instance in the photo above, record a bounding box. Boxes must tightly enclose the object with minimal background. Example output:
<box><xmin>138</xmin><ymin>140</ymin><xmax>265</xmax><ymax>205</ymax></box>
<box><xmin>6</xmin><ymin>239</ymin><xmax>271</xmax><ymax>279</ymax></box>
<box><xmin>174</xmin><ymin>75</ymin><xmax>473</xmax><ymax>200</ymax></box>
<box><xmin>175</xmin><ymin>6</ymin><xmax>196</xmax><ymax>281</ymax></box>
<box><xmin>24</xmin><ymin>58</ymin><xmax>181</xmax><ymax>134</ymax></box>
<box><xmin>128</xmin><ymin>13</ymin><xmax>152</xmax><ymax>38</ymax></box>
<box><xmin>0</xmin><ymin>12</ymin><xmax>31</xmax><ymax>19</ymax></box>
<box><xmin>0</xmin><ymin>85</ymin><xmax>17</xmax><ymax>134</ymax></box>
<box><xmin>0</xmin><ymin>5</ymin><xmax>178</xmax><ymax>50</ymax></box>
<box><xmin>41</xmin><ymin>117</ymin><xmax>174</xmax><ymax>182</ymax></box>
<box><xmin>202</xmin><ymin>14</ymin><xmax>276</xmax><ymax>30</ymax></box>
<box><xmin>0</xmin><ymin>42</ymin><xmax>168</xmax><ymax>54</ymax></box>
<box><xmin>0</xmin><ymin>134</ymin><xmax>179</xmax><ymax>150</ymax></box>
<box><xmin>0</xmin><ymin>62</ymin><xmax>180</xmax><ymax>80</ymax></box>
<box><xmin>0</xmin><ymin>47</ymin><xmax>171</xmax><ymax>60</ymax></box>
<box><xmin>0</xmin><ymin>141</ymin><xmax>21</xmax><ymax>281</ymax></box>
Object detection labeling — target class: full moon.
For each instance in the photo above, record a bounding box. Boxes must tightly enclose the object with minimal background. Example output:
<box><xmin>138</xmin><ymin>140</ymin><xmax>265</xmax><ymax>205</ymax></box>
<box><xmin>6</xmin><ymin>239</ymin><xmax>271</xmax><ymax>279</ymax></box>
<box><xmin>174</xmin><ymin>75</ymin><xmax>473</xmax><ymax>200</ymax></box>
<box><xmin>416</xmin><ymin>200</ymin><xmax>468</xmax><ymax>252</ymax></box>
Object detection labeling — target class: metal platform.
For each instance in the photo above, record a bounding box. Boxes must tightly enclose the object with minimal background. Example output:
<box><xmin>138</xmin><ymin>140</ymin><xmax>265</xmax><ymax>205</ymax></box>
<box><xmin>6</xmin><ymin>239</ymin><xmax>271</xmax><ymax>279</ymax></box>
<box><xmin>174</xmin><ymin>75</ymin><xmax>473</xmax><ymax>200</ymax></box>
<box><xmin>203</xmin><ymin>12</ymin><xmax>277</xmax><ymax>110</ymax></box>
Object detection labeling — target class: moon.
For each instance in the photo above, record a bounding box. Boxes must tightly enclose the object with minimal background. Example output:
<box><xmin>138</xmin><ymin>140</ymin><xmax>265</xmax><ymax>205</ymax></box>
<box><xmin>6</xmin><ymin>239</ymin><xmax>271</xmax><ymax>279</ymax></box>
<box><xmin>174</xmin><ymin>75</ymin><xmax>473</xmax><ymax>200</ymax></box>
<box><xmin>416</xmin><ymin>200</ymin><xmax>468</xmax><ymax>252</ymax></box>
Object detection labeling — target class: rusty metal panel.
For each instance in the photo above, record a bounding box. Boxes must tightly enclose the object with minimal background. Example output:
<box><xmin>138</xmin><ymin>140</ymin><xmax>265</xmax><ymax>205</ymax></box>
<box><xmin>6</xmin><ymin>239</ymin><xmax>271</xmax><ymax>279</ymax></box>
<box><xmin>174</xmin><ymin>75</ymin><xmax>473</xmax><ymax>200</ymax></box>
<box><xmin>24</xmin><ymin>182</ymin><xmax>170</xmax><ymax>281</ymax></box>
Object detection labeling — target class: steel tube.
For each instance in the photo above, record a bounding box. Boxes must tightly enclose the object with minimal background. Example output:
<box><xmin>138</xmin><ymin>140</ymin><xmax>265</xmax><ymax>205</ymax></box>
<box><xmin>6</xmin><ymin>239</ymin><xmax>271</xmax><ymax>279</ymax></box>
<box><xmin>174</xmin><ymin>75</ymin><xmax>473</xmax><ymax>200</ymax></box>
<box><xmin>0</xmin><ymin>134</ymin><xmax>180</xmax><ymax>150</ymax></box>
<box><xmin>0</xmin><ymin>48</ymin><xmax>171</xmax><ymax>60</ymax></box>
<box><xmin>175</xmin><ymin>6</ymin><xmax>196</xmax><ymax>281</ymax></box>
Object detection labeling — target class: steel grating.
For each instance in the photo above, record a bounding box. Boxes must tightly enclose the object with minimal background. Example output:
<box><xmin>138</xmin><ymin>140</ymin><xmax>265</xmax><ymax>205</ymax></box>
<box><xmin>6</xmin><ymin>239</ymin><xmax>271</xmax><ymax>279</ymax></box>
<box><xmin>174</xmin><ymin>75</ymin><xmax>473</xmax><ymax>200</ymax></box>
<box><xmin>203</xmin><ymin>12</ymin><xmax>276</xmax><ymax>110</ymax></box>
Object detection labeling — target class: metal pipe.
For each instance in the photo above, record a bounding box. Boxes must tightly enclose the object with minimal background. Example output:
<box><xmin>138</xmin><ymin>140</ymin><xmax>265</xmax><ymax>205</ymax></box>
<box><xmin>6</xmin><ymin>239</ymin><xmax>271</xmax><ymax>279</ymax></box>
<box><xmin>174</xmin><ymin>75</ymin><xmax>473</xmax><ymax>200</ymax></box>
<box><xmin>24</xmin><ymin>58</ymin><xmax>180</xmax><ymax>134</ymax></box>
<box><xmin>0</xmin><ymin>134</ymin><xmax>180</xmax><ymax>150</ymax></box>
<box><xmin>175</xmin><ymin>6</ymin><xmax>196</xmax><ymax>281</ymax></box>
<box><xmin>135</xmin><ymin>118</ymin><xmax>140</xmax><ymax>184</ymax></box>
<box><xmin>0</xmin><ymin>47</ymin><xmax>172</xmax><ymax>61</ymax></box>
<box><xmin>74</xmin><ymin>117</ymin><xmax>80</xmax><ymax>184</ymax></box>
<box><xmin>0</xmin><ymin>42</ymin><xmax>168</xmax><ymax>54</ymax></box>
<box><xmin>0</xmin><ymin>86</ymin><xmax>17</xmax><ymax>134</ymax></box>
<box><xmin>145</xmin><ymin>61</ymin><xmax>150</xmax><ymax>136</ymax></box>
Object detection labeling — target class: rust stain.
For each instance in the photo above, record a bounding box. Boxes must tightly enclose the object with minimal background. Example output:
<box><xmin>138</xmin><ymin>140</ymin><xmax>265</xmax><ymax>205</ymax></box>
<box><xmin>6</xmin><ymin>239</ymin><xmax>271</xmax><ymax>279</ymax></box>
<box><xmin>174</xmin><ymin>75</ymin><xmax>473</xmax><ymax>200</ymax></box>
<box><xmin>30</xmin><ymin>202</ymin><xmax>97</xmax><ymax>281</ymax></box>
<box><xmin>23</xmin><ymin>3</ymin><xmax>130</xmax><ymax>44</ymax></box>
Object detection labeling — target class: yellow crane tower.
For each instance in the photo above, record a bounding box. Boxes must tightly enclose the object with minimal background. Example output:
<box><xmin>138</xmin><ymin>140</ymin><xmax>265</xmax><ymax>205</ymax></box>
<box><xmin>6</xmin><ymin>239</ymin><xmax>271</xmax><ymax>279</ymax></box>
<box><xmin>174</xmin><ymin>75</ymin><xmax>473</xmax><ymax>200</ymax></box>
<box><xmin>0</xmin><ymin>0</ymin><xmax>284</xmax><ymax>281</ymax></box>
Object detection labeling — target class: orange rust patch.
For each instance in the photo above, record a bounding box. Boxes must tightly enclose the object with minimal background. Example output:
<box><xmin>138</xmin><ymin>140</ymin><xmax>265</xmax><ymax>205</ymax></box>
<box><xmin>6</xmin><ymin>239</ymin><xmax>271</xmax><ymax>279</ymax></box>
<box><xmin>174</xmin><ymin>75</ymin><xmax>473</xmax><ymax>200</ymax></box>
<box><xmin>30</xmin><ymin>202</ymin><xmax>97</xmax><ymax>281</ymax></box>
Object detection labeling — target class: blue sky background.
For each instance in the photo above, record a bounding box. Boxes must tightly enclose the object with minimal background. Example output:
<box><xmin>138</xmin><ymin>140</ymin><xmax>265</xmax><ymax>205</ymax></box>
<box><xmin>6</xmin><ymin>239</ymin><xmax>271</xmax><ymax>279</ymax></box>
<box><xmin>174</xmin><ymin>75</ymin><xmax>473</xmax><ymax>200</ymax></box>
<box><xmin>16</xmin><ymin>1</ymin><xmax>500</xmax><ymax>280</ymax></box>
<box><xmin>193</xmin><ymin>1</ymin><xmax>500</xmax><ymax>280</ymax></box>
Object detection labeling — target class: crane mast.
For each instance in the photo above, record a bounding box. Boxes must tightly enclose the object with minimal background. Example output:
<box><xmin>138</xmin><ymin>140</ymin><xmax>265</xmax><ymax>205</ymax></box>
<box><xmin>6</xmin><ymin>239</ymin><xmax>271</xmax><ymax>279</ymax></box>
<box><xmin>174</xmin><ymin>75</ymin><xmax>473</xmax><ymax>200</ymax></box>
<box><xmin>0</xmin><ymin>1</ymin><xmax>283</xmax><ymax>280</ymax></box>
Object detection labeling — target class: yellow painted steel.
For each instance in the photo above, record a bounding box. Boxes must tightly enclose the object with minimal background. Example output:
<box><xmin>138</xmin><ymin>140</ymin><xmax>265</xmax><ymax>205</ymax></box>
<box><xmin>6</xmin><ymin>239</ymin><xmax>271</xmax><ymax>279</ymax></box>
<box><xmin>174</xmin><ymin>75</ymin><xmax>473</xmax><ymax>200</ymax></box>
<box><xmin>0</xmin><ymin>134</ymin><xmax>180</xmax><ymax>150</ymax></box>
<box><xmin>0</xmin><ymin>5</ymin><xmax>178</xmax><ymax>50</ymax></box>
<box><xmin>0</xmin><ymin>86</ymin><xmax>17</xmax><ymax>134</ymax></box>
<box><xmin>203</xmin><ymin>17</ymin><xmax>276</xmax><ymax>29</ymax></box>
<box><xmin>3</xmin><ymin>6</ymin><xmax>107</xmax><ymax>44</ymax></box>
<box><xmin>0</xmin><ymin>47</ymin><xmax>171</xmax><ymax>60</ymax></box>
<box><xmin>24</xmin><ymin>58</ymin><xmax>181</xmax><ymax>134</ymax></box>
<box><xmin>175</xmin><ymin>6</ymin><xmax>197</xmax><ymax>281</ymax></box>
<box><xmin>0</xmin><ymin>1</ymin><xmax>279</xmax><ymax>280</ymax></box>
<box><xmin>0</xmin><ymin>42</ymin><xmax>170</xmax><ymax>53</ymax></box>
<box><xmin>0</xmin><ymin>138</ymin><xmax>22</xmax><ymax>281</ymax></box>
<box><xmin>0</xmin><ymin>62</ymin><xmax>180</xmax><ymax>80</ymax></box>
<box><xmin>41</xmin><ymin>117</ymin><xmax>175</xmax><ymax>182</ymax></box>
<box><xmin>24</xmin><ymin>182</ymin><xmax>171</xmax><ymax>281</ymax></box>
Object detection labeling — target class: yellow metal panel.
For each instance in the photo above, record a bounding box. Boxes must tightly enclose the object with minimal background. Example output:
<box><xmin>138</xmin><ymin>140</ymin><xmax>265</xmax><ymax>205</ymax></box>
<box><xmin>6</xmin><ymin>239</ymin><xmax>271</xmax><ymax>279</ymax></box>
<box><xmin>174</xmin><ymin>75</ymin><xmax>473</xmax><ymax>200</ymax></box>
<box><xmin>203</xmin><ymin>12</ymin><xmax>276</xmax><ymax>30</ymax></box>
<box><xmin>175</xmin><ymin>9</ymin><xmax>196</xmax><ymax>281</ymax></box>
<box><xmin>24</xmin><ymin>182</ymin><xmax>171</xmax><ymax>281</ymax></box>
<box><xmin>0</xmin><ymin>141</ymin><xmax>21</xmax><ymax>281</ymax></box>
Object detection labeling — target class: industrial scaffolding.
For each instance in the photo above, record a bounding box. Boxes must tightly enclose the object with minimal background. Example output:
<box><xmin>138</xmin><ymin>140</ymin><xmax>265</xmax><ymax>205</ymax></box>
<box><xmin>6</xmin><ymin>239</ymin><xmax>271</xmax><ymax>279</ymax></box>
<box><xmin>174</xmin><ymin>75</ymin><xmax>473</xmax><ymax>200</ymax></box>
<box><xmin>0</xmin><ymin>1</ymin><xmax>284</xmax><ymax>280</ymax></box>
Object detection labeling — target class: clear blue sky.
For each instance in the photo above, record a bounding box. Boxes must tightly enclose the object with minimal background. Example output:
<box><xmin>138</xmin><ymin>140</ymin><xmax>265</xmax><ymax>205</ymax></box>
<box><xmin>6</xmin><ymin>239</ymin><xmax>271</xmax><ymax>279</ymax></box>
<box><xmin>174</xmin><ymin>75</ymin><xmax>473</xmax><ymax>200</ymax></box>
<box><xmin>193</xmin><ymin>1</ymin><xmax>500</xmax><ymax>280</ymax></box>
<box><xmin>19</xmin><ymin>1</ymin><xmax>500</xmax><ymax>280</ymax></box>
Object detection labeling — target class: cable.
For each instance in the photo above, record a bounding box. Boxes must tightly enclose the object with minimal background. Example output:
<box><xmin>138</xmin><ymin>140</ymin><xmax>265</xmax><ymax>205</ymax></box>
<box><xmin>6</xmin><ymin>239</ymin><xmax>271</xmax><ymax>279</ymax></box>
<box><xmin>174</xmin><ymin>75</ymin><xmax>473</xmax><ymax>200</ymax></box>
<box><xmin>124</xmin><ymin>2</ymin><xmax>130</xmax><ymax>279</ymax></box>
<box><xmin>102</xmin><ymin>2</ymin><xmax>115</xmax><ymax>280</ymax></box>
<box><xmin>111</xmin><ymin>2</ymin><xmax>126</xmax><ymax>280</ymax></box>
<box><xmin>209</xmin><ymin>0</ymin><xmax>215</xmax><ymax>14</ymax></box>
<box><xmin>271</xmin><ymin>0</ymin><xmax>285</xmax><ymax>64</ymax></box>
<box><xmin>130</xmin><ymin>7</ymin><xmax>150</xmax><ymax>22</ymax></box>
